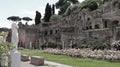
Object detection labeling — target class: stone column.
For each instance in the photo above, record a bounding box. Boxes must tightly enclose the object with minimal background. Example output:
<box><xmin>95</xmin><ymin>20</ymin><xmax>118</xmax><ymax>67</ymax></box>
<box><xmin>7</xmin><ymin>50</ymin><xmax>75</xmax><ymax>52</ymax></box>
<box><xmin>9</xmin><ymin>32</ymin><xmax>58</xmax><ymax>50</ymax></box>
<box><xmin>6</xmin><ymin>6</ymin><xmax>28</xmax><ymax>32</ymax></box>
<box><xmin>10</xmin><ymin>23</ymin><xmax>21</xmax><ymax>67</ymax></box>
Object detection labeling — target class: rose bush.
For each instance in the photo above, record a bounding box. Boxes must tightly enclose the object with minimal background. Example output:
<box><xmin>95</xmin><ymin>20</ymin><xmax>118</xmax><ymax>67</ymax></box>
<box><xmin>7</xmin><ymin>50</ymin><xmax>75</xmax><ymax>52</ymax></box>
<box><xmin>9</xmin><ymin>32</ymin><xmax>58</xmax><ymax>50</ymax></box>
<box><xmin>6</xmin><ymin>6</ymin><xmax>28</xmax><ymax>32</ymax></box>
<box><xmin>43</xmin><ymin>48</ymin><xmax>120</xmax><ymax>62</ymax></box>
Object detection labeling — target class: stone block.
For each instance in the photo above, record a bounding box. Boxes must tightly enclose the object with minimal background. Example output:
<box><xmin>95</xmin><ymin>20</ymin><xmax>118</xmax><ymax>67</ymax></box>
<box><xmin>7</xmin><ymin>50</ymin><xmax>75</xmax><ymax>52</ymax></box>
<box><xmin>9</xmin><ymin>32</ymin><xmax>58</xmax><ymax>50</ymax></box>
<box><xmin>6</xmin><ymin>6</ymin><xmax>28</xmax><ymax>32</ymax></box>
<box><xmin>31</xmin><ymin>56</ymin><xmax>44</xmax><ymax>66</ymax></box>
<box><xmin>21</xmin><ymin>55</ymin><xmax>30</xmax><ymax>61</ymax></box>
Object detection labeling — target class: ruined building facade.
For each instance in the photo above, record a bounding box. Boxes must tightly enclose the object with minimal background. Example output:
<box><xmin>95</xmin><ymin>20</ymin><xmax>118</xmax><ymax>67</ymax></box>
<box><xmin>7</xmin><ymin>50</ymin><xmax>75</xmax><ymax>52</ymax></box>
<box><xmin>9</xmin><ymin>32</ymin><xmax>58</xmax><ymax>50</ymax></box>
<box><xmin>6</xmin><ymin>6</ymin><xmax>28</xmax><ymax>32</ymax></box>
<box><xmin>18</xmin><ymin>0</ymin><xmax>120</xmax><ymax>49</ymax></box>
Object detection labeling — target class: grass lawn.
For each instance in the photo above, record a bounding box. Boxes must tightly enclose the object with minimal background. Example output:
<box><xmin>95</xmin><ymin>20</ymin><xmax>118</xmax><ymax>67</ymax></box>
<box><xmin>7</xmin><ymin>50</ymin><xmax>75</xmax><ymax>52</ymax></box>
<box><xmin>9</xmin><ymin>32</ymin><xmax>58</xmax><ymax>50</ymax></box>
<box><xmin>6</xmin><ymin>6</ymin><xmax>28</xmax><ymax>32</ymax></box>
<box><xmin>19</xmin><ymin>49</ymin><xmax>120</xmax><ymax>67</ymax></box>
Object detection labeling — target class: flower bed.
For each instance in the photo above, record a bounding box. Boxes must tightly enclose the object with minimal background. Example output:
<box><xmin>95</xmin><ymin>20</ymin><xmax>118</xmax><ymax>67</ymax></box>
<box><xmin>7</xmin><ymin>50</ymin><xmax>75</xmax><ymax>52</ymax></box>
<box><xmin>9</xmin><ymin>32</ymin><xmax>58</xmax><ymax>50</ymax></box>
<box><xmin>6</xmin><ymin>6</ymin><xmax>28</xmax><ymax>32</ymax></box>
<box><xmin>43</xmin><ymin>48</ymin><xmax>120</xmax><ymax>62</ymax></box>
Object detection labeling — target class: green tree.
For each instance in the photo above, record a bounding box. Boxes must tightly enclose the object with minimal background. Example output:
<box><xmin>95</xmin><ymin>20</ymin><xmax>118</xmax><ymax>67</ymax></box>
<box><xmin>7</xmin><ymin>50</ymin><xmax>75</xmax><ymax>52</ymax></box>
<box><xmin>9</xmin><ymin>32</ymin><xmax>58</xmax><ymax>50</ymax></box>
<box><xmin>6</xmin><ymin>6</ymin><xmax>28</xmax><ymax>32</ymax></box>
<box><xmin>64</xmin><ymin>4</ymin><xmax>81</xmax><ymax>16</ymax></box>
<box><xmin>7</xmin><ymin>16</ymin><xmax>21</xmax><ymax>22</ymax></box>
<box><xmin>52</xmin><ymin>4</ymin><xmax>55</xmax><ymax>15</ymax></box>
<box><xmin>81</xmin><ymin>0</ymin><xmax>103</xmax><ymax>11</ymax></box>
<box><xmin>44</xmin><ymin>3</ymin><xmax>52</xmax><ymax>22</ymax></box>
<box><xmin>22</xmin><ymin>17</ymin><xmax>32</xmax><ymax>24</ymax></box>
<box><xmin>55</xmin><ymin>0</ymin><xmax>79</xmax><ymax>15</ymax></box>
<box><xmin>35</xmin><ymin>11</ymin><xmax>41</xmax><ymax>25</ymax></box>
<box><xmin>68</xmin><ymin>0</ymin><xmax>79</xmax><ymax>4</ymax></box>
<box><xmin>58</xmin><ymin>3</ymin><xmax>71</xmax><ymax>15</ymax></box>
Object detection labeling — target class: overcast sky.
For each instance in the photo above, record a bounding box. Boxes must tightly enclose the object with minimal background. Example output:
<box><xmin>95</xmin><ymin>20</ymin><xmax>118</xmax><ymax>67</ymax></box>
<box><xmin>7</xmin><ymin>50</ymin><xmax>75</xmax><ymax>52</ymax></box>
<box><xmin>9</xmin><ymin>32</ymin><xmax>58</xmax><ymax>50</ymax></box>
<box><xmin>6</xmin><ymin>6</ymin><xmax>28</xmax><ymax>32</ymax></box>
<box><xmin>0</xmin><ymin>0</ymin><xmax>84</xmax><ymax>28</ymax></box>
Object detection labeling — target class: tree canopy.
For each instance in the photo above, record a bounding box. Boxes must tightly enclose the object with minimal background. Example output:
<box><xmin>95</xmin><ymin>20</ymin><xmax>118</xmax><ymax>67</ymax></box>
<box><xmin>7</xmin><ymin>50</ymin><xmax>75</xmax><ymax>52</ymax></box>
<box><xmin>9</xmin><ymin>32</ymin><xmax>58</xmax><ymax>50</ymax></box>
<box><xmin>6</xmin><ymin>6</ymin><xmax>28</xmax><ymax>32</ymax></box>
<box><xmin>81</xmin><ymin>0</ymin><xmax>104</xmax><ymax>11</ymax></box>
<box><xmin>64</xmin><ymin>0</ymin><xmax>104</xmax><ymax>16</ymax></box>
<box><xmin>22</xmin><ymin>17</ymin><xmax>32</xmax><ymax>22</ymax></box>
<box><xmin>55</xmin><ymin>0</ymin><xmax>79</xmax><ymax>15</ymax></box>
<box><xmin>64</xmin><ymin>4</ymin><xmax>81</xmax><ymax>16</ymax></box>
<box><xmin>7</xmin><ymin>16</ymin><xmax>21</xmax><ymax>22</ymax></box>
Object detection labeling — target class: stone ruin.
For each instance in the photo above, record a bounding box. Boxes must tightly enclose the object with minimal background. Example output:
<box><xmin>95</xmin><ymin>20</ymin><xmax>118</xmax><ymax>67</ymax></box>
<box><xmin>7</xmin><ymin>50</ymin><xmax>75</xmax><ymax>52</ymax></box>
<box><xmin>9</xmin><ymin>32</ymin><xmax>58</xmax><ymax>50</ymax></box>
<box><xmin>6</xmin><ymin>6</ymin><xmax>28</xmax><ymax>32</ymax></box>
<box><xmin>17</xmin><ymin>0</ymin><xmax>120</xmax><ymax>49</ymax></box>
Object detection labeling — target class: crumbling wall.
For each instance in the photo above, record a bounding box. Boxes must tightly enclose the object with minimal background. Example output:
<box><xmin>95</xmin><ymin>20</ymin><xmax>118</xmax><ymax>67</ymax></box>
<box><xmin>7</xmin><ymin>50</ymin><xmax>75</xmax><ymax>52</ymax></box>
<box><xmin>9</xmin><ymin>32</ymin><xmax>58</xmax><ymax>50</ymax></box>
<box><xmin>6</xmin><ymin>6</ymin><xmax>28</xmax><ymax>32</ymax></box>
<box><xmin>18</xmin><ymin>0</ymin><xmax>120</xmax><ymax>49</ymax></box>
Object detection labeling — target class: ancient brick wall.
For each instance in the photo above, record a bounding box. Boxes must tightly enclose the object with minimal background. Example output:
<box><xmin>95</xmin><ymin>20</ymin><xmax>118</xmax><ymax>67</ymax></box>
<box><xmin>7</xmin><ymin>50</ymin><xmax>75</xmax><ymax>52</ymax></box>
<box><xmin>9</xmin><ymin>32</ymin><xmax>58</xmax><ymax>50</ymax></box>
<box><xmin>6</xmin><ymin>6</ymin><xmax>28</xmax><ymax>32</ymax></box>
<box><xmin>18</xmin><ymin>0</ymin><xmax>120</xmax><ymax>49</ymax></box>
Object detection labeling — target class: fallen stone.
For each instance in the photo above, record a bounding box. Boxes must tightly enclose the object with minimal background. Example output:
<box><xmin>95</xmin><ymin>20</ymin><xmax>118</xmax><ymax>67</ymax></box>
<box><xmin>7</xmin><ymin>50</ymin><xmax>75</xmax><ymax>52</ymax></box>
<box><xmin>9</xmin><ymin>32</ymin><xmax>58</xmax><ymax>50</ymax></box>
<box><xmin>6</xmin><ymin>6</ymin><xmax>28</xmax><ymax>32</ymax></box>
<box><xmin>21</xmin><ymin>55</ymin><xmax>30</xmax><ymax>61</ymax></box>
<box><xmin>31</xmin><ymin>56</ymin><xmax>44</xmax><ymax>66</ymax></box>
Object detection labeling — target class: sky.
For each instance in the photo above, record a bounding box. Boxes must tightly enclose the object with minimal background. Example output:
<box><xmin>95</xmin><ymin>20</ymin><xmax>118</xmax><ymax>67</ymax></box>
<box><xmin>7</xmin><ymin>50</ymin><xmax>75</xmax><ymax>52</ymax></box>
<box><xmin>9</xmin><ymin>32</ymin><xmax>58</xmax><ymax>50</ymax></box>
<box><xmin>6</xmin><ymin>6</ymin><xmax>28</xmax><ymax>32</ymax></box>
<box><xmin>0</xmin><ymin>0</ymin><xmax>84</xmax><ymax>28</ymax></box>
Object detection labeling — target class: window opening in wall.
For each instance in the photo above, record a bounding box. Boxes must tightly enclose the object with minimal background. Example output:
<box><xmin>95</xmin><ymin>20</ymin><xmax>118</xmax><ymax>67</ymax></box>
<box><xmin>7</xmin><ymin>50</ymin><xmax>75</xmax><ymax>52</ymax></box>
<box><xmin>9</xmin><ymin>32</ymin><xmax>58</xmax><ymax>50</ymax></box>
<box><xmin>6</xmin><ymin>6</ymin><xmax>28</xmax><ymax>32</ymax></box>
<box><xmin>89</xmin><ymin>26</ymin><xmax>92</xmax><ymax>29</ymax></box>
<box><xmin>79</xmin><ymin>16</ymin><xmax>81</xmax><ymax>19</ymax></box>
<box><xmin>95</xmin><ymin>24</ymin><xmax>100</xmax><ymax>29</ymax></box>
<box><xmin>86</xmin><ymin>27</ymin><xmax>89</xmax><ymax>30</ymax></box>
<box><xmin>55</xmin><ymin>30</ymin><xmax>58</xmax><ymax>34</ymax></box>
<box><xmin>87</xmin><ymin>18</ymin><xmax>90</xmax><ymax>21</ymax></box>
<box><xmin>44</xmin><ymin>30</ymin><xmax>48</xmax><ymax>36</ymax></box>
<box><xmin>104</xmin><ymin>20</ymin><xmax>108</xmax><ymax>28</ymax></box>
<box><xmin>50</xmin><ymin>30</ymin><xmax>53</xmax><ymax>35</ymax></box>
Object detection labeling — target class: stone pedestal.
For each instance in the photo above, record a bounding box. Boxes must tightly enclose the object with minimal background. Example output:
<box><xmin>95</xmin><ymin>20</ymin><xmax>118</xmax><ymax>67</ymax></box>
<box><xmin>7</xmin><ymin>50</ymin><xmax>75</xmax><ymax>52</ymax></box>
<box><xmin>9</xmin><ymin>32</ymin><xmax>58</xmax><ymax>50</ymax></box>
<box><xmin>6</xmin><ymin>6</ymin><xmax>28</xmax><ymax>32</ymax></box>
<box><xmin>10</xmin><ymin>50</ymin><xmax>21</xmax><ymax>67</ymax></box>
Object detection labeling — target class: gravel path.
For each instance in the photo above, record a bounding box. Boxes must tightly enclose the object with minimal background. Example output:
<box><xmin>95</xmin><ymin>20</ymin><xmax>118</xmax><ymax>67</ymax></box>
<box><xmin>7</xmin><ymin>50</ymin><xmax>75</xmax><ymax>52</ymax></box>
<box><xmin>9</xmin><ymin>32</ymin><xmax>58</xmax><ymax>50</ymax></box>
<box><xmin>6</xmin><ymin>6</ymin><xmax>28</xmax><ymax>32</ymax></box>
<box><xmin>21</xmin><ymin>61</ymin><xmax>72</xmax><ymax>67</ymax></box>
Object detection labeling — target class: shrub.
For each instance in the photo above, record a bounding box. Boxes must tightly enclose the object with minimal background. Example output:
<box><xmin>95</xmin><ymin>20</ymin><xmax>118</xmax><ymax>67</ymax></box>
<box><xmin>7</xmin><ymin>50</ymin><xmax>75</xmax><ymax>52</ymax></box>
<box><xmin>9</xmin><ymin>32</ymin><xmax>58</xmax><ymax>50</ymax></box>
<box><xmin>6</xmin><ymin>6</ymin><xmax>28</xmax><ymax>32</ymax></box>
<box><xmin>41</xmin><ymin>44</ymin><xmax>47</xmax><ymax>50</ymax></box>
<box><xmin>113</xmin><ymin>41</ymin><xmax>120</xmax><ymax>50</ymax></box>
<box><xmin>91</xmin><ymin>43</ymin><xmax>108</xmax><ymax>50</ymax></box>
<box><xmin>0</xmin><ymin>42</ymin><xmax>13</xmax><ymax>59</ymax></box>
<box><xmin>0</xmin><ymin>42</ymin><xmax>14</xmax><ymax>66</ymax></box>
<box><xmin>47</xmin><ymin>42</ymin><xmax>57</xmax><ymax>48</ymax></box>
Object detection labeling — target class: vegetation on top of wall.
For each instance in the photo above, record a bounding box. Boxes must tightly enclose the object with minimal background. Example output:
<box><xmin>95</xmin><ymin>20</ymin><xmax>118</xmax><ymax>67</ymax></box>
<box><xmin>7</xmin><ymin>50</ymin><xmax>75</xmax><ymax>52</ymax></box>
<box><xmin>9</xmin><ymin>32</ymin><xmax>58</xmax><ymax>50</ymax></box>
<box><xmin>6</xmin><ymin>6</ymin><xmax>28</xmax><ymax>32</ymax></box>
<box><xmin>86</xmin><ymin>27</ymin><xmax>120</xmax><ymax>32</ymax></box>
<box><xmin>41</xmin><ymin>42</ymin><xmax>57</xmax><ymax>50</ymax></box>
<box><xmin>50</xmin><ymin>14</ymin><xmax>62</xmax><ymax>22</ymax></box>
<box><xmin>116</xmin><ymin>27</ymin><xmax>120</xmax><ymax>29</ymax></box>
<box><xmin>86</xmin><ymin>28</ymin><xmax>110</xmax><ymax>32</ymax></box>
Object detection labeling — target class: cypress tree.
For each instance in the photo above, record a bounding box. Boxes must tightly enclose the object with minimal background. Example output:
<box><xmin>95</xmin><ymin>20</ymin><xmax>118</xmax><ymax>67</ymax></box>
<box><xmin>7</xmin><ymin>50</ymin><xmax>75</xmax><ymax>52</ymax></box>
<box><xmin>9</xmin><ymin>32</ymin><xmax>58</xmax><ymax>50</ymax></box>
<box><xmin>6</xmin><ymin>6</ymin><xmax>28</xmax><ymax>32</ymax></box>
<box><xmin>44</xmin><ymin>3</ymin><xmax>52</xmax><ymax>22</ymax></box>
<box><xmin>52</xmin><ymin>4</ymin><xmax>55</xmax><ymax>15</ymax></box>
<box><xmin>35</xmin><ymin>11</ymin><xmax>41</xmax><ymax>25</ymax></box>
